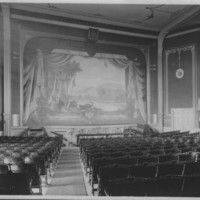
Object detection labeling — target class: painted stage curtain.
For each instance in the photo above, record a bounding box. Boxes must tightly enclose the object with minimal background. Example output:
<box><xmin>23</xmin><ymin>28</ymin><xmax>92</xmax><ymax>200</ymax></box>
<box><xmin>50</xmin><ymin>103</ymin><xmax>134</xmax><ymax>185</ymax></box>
<box><xmin>23</xmin><ymin>50</ymin><xmax>45</xmax><ymax>122</ymax></box>
<box><xmin>108</xmin><ymin>58</ymin><xmax>146</xmax><ymax>122</ymax></box>
<box><xmin>23</xmin><ymin>50</ymin><xmax>73</xmax><ymax>123</ymax></box>
<box><xmin>23</xmin><ymin>50</ymin><xmax>146</xmax><ymax>125</ymax></box>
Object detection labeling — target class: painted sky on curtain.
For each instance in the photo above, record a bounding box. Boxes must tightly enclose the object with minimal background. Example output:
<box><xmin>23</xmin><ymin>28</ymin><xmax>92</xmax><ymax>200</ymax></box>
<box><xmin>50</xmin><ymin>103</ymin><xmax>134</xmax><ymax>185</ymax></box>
<box><xmin>23</xmin><ymin>50</ymin><xmax>146</xmax><ymax>126</ymax></box>
<box><xmin>47</xmin><ymin>56</ymin><xmax>126</xmax><ymax>125</ymax></box>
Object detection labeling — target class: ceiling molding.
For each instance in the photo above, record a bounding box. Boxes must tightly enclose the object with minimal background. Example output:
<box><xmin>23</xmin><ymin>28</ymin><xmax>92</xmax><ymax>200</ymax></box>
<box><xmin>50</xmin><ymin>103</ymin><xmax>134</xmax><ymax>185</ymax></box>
<box><xmin>7</xmin><ymin>3</ymin><xmax>200</xmax><ymax>40</ymax></box>
<box><xmin>9</xmin><ymin>3</ymin><xmax>160</xmax><ymax>32</ymax></box>
<box><xmin>160</xmin><ymin>5</ymin><xmax>200</xmax><ymax>34</ymax></box>
<box><xmin>11</xmin><ymin>13</ymin><xmax>158</xmax><ymax>39</ymax></box>
<box><xmin>167</xmin><ymin>27</ymin><xmax>200</xmax><ymax>38</ymax></box>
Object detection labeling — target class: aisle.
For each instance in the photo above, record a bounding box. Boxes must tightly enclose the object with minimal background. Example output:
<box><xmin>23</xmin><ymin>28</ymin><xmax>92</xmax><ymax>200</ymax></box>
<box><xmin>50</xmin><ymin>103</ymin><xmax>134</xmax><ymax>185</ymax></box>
<box><xmin>46</xmin><ymin>147</ymin><xmax>87</xmax><ymax>196</ymax></box>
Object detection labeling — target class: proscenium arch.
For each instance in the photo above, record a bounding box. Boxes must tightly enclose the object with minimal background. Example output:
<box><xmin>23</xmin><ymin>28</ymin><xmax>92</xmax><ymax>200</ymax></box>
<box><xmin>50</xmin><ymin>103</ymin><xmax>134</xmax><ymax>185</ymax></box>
<box><xmin>23</xmin><ymin>36</ymin><xmax>147</xmax><ymax>61</ymax></box>
<box><xmin>22</xmin><ymin>36</ymin><xmax>147</xmax><ymax>126</ymax></box>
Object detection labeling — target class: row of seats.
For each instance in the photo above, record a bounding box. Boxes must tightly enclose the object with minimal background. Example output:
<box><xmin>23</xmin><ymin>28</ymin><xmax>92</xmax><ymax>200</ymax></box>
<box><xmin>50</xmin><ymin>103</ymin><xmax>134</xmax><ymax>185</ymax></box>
<box><xmin>79</xmin><ymin>131</ymin><xmax>200</xmax><ymax>196</ymax></box>
<box><xmin>81</xmin><ymin>136</ymin><xmax>200</xmax><ymax>178</ymax></box>
<box><xmin>0</xmin><ymin>136</ymin><xmax>63</xmax><ymax>195</ymax></box>
<box><xmin>97</xmin><ymin>161</ymin><xmax>200</xmax><ymax>196</ymax></box>
<box><xmin>105</xmin><ymin>175</ymin><xmax>200</xmax><ymax>197</ymax></box>
<box><xmin>86</xmin><ymin>146</ymin><xmax>198</xmax><ymax>168</ymax></box>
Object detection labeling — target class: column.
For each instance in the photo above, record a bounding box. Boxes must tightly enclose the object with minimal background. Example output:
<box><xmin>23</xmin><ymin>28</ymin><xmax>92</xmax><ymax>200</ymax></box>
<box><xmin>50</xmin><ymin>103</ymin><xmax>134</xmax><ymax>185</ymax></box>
<box><xmin>2</xmin><ymin>4</ymin><xmax>11</xmax><ymax>136</ymax></box>
<box><xmin>157</xmin><ymin>37</ymin><xmax>164</xmax><ymax>132</ymax></box>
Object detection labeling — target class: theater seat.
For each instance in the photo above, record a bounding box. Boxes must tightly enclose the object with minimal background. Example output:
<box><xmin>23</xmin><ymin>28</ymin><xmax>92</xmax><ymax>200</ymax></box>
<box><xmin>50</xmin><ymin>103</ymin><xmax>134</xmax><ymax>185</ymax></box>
<box><xmin>184</xmin><ymin>162</ymin><xmax>200</xmax><ymax>176</ymax></box>
<box><xmin>0</xmin><ymin>165</ymin><xmax>9</xmax><ymax>174</ymax></box>
<box><xmin>23</xmin><ymin>163</ymin><xmax>42</xmax><ymax>194</ymax></box>
<box><xmin>178</xmin><ymin>153</ymin><xmax>197</xmax><ymax>163</ymax></box>
<box><xmin>154</xmin><ymin>176</ymin><xmax>183</xmax><ymax>197</ymax></box>
<box><xmin>105</xmin><ymin>177</ymin><xmax>149</xmax><ymax>196</ymax></box>
<box><xmin>137</xmin><ymin>156</ymin><xmax>159</xmax><ymax>165</ymax></box>
<box><xmin>0</xmin><ymin>173</ymin><xmax>32</xmax><ymax>195</ymax></box>
<box><xmin>159</xmin><ymin>155</ymin><xmax>179</xmax><ymax>163</ymax></box>
<box><xmin>98</xmin><ymin>164</ymin><xmax>130</xmax><ymax>196</ymax></box>
<box><xmin>130</xmin><ymin>164</ymin><xmax>157</xmax><ymax>179</ymax></box>
<box><xmin>157</xmin><ymin>163</ymin><xmax>184</xmax><ymax>177</ymax></box>
<box><xmin>182</xmin><ymin>176</ymin><xmax>200</xmax><ymax>197</ymax></box>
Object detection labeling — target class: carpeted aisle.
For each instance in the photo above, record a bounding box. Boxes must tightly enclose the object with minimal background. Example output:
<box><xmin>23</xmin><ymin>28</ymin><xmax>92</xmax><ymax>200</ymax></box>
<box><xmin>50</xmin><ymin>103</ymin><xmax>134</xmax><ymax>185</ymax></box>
<box><xmin>46</xmin><ymin>147</ymin><xmax>87</xmax><ymax>195</ymax></box>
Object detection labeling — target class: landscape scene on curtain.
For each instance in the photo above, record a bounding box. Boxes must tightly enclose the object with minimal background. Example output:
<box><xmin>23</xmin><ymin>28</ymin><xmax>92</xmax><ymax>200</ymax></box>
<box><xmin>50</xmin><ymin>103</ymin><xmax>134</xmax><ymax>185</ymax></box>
<box><xmin>46</xmin><ymin>56</ymin><xmax>127</xmax><ymax>125</ymax></box>
<box><xmin>24</xmin><ymin>53</ymin><xmax>139</xmax><ymax>126</ymax></box>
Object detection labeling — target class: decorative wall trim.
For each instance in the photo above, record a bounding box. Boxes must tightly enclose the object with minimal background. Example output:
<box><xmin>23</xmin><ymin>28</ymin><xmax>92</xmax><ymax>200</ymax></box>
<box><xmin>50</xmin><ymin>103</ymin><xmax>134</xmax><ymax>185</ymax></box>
<box><xmin>165</xmin><ymin>44</ymin><xmax>197</xmax><ymax>128</ymax></box>
<box><xmin>165</xmin><ymin>45</ymin><xmax>195</xmax><ymax>114</ymax></box>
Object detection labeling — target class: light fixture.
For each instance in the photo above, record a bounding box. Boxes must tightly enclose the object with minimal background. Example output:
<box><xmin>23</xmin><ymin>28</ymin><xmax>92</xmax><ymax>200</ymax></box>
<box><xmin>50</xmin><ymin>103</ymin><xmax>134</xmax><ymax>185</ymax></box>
<box><xmin>88</xmin><ymin>28</ymin><xmax>99</xmax><ymax>42</ymax></box>
<box><xmin>175</xmin><ymin>49</ymin><xmax>184</xmax><ymax>79</ymax></box>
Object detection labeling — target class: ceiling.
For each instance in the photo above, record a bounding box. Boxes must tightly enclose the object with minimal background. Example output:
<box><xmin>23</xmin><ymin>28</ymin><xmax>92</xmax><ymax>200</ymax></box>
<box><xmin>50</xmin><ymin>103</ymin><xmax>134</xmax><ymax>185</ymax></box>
<box><xmin>49</xmin><ymin>4</ymin><xmax>191</xmax><ymax>31</ymax></box>
<box><xmin>9</xmin><ymin>3</ymin><xmax>200</xmax><ymax>33</ymax></box>
<box><xmin>23</xmin><ymin>4</ymin><xmax>194</xmax><ymax>31</ymax></box>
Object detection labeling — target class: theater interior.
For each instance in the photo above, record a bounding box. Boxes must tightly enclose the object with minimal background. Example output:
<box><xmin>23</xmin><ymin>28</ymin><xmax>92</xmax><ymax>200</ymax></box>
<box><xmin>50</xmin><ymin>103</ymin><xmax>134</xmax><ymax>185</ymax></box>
<box><xmin>1</xmin><ymin>1</ymin><xmax>200</xmax><ymax>199</ymax></box>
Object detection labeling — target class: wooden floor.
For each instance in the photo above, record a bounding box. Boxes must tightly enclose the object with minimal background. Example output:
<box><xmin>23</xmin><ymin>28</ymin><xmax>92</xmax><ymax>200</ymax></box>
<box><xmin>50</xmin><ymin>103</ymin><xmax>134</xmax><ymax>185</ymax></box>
<box><xmin>46</xmin><ymin>147</ymin><xmax>87</xmax><ymax>196</ymax></box>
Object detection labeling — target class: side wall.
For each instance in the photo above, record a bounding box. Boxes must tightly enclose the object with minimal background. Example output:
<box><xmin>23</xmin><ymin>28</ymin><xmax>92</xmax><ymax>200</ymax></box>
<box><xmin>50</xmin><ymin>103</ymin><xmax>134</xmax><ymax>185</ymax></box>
<box><xmin>164</xmin><ymin>31</ymin><xmax>200</xmax><ymax>129</ymax></box>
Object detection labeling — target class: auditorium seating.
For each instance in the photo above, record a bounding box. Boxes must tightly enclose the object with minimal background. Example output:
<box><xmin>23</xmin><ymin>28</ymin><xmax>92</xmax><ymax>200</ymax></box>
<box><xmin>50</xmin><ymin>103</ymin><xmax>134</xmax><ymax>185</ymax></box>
<box><xmin>105</xmin><ymin>176</ymin><xmax>184</xmax><ymax>197</ymax></box>
<box><xmin>130</xmin><ymin>164</ymin><xmax>157</xmax><ymax>179</ymax></box>
<box><xmin>182</xmin><ymin>176</ymin><xmax>200</xmax><ymax>197</ymax></box>
<box><xmin>137</xmin><ymin>156</ymin><xmax>158</xmax><ymax>165</ymax></box>
<box><xmin>0</xmin><ymin>172</ymin><xmax>32</xmax><ymax>195</ymax></box>
<box><xmin>153</xmin><ymin>176</ymin><xmax>184</xmax><ymax>197</ymax></box>
<box><xmin>98</xmin><ymin>164</ymin><xmax>130</xmax><ymax>195</ymax></box>
<box><xmin>156</xmin><ymin>163</ymin><xmax>184</xmax><ymax>177</ymax></box>
<box><xmin>0</xmin><ymin>135</ymin><xmax>63</xmax><ymax>195</ymax></box>
<box><xmin>79</xmin><ymin>130</ymin><xmax>200</xmax><ymax>196</ymax></box>
<box><xmin>105</xmin><ymin>177</ymin><xmax>150</xmax><ymax>196</ymax></box>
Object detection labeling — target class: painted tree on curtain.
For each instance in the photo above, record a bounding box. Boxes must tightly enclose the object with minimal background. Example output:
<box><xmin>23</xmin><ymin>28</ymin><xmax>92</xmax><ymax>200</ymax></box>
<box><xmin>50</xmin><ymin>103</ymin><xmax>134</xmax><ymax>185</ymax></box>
<box><xmin>23</xmin><ymin>49</ymin><xmax>146</xmax><ymax>126</ymax></box>
<box><xmin>47</xmin><ymin>60</ymin><xmax>82</xmax><ymax>111</ymax></box>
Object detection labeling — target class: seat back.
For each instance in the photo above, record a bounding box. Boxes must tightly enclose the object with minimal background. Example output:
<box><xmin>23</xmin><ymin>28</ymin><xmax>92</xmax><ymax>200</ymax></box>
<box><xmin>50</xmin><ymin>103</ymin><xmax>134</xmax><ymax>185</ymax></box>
<box><xmin>0</xmin><ymin>165</ymin><xmax>9</xmax><ymax>174</ymax></box>
<box><xmin>138</xmin><ymin>156</ymin><xmax>159</xmax><ymax>165</ymax></box>
<box><xmin>23</xmin><ymin>163</ymin><xmax>41</xmax><ymax>187</ymax></box>
<box><xmin>98</xmin><ymin>164</ymin><xmax>130</xmax><ymax>195</ymax></box>
<box><xmin>178</xmin><ymin>153</ymin><xmax>197</xmax><ymax>163</ymax></box>
<box><xmin>106</xmin><ymin>177</ymin><xmax>149</xmax><ymax>196</ymax></box>
<box><xmin>0</xmin><ymin>173</ymin><xmax>31</xmax><ymax>195</ymax></box>
<box><xmin>155</xmin><ymin>176</ymin><xmax>183</xmax><ymax>196</ymax></box>
<box><xmin>164</xmin><ymin>148</ymin><xmax>181</xmax><ymax>154</ymax></box>
<box><xmin>184</xmin><ymin>162</ymin><xmax>200</xmax><ymax>176</ymax></box>
<box><xmin>148</xmin><ymin>149</ymin><xmax>164</xmax><ymax>156</ymax></box>
<box><xmin>157</xmin><ymin>163</ymin><xmax>184</xmax><ymax>177</ymax></box>
<box><xmin>130</xmin><ymin>164</ymin><xmax>157</xmax><ymax>178</ymax></box>
<box><xmin>159</xmin><ymin>155</ymin><xmax>179</xmax><ymax>163</ymax></box>
<box><xmin>182</xmin><ymin>176</ymin><xmax>200</xmax><ymax>197</ymax></box>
